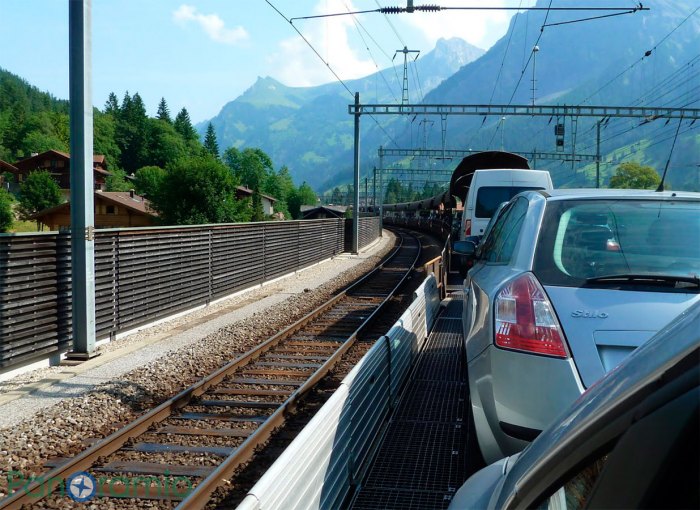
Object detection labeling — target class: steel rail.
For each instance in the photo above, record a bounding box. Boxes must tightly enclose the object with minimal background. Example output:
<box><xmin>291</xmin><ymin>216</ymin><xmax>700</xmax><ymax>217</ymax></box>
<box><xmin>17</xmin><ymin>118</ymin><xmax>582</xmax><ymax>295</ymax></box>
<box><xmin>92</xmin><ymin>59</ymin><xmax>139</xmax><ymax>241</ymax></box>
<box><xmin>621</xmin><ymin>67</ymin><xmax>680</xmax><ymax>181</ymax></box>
<box><xmin>177</xmin><ymin>230</ymin><xmax>420</xmax><ymax>508</ymax></box>
<box><xmin>0</xmin><ymin>231</ymin><xmax>419</xmax><ymax>510</ymax></box>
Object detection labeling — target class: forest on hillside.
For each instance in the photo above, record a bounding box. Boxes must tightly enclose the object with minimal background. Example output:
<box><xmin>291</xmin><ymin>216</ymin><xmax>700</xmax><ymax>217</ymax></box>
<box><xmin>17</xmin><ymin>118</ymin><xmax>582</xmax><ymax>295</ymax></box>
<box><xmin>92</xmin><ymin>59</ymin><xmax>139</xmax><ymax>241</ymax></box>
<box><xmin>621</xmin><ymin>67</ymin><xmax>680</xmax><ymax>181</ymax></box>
<box><xmin>0</xmin><ymin>68</ymin><xmax>319</xmax><ymax>226</ymax></box>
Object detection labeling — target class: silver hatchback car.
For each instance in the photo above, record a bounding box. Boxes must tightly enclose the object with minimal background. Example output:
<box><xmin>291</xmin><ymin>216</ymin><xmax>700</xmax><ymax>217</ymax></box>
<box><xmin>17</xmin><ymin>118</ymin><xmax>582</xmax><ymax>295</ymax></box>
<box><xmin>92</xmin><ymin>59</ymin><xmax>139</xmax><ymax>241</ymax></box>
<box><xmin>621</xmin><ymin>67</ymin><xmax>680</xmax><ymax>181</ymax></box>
<box><xmin>455</xmin><ymin>189</ymin><xmax>700</xmax><ymax>463</ymax></box>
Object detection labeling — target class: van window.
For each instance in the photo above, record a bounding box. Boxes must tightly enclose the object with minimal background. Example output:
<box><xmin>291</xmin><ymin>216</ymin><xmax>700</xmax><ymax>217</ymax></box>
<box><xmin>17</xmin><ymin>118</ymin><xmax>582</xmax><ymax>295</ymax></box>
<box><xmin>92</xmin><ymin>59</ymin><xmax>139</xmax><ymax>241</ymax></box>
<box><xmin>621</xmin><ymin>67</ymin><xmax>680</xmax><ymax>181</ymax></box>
<box><xmin>475</xmin><ymin>186</ymin><xmax>545</xmax><ymax>218</ymax></box>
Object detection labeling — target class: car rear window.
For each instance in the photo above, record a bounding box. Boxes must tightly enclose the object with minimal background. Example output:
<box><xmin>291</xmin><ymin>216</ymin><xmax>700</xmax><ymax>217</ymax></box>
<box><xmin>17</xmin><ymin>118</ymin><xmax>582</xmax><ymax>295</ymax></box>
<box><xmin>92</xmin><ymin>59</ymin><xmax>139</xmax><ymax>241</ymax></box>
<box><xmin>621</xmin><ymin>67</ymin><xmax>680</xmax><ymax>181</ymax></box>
<box><xmin>475</xmin><ymin>186</ymin><xmax>544</xmax><ymax>218</ymax></box>
<box><xmin>534</xmin><ymin>199</ymin><xmax>700</xmax><ymax>286</ymax></box>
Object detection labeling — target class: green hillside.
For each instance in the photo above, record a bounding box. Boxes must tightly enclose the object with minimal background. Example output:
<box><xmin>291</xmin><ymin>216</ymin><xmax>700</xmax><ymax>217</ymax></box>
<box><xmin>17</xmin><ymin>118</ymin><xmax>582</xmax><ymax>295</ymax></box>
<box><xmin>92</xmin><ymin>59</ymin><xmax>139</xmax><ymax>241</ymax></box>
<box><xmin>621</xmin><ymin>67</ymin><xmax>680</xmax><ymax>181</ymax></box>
<box><xmin>417</xmin><ymin>0</ymin><xmax>700</xmax><ymax>191</ymax></box>
<box><xmin>199</xmin><ymin>38</ymin><xmax>486</xmax><ymax>190</ymax></box>
<box><xmin>0</xmin><ymin>68</ymin><xmax>69</xmax><ymax>161</ymax></box>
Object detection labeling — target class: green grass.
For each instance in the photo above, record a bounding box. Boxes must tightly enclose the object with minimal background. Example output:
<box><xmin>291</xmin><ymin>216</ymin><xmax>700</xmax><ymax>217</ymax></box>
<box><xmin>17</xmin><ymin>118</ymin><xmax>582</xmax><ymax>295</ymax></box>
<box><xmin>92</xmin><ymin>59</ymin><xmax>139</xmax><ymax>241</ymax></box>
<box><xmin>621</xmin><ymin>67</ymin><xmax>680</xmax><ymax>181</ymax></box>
<box><xmin>10</xmin><ymin>219</ymin><xmax>40</xmax><ymax>233</ymax></box>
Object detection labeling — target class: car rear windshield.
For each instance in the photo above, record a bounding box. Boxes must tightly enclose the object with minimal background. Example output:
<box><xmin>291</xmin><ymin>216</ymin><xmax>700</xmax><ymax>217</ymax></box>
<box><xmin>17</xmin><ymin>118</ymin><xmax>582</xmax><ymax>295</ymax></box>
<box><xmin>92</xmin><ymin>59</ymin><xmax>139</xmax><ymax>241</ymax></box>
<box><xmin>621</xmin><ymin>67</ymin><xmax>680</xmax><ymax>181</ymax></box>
<box><xmin>475</xmin><ymin>186</ymin><xmax>544</xmax><ymax>218</ymax></box>
<box><xmin>533</xmin><ymin>199</ymin><xmax>700</xmax><ymax>285</ymax></box>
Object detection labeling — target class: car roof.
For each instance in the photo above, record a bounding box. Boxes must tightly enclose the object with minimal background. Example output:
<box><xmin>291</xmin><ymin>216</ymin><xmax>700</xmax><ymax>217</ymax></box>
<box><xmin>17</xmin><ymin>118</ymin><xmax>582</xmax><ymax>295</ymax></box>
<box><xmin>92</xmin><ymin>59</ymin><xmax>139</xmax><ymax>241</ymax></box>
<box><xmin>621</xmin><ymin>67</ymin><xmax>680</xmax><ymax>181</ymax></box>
<box><xmin>538</xmin><ymin>188</ymin><xmax>700</xmax><ymax>201</ymax></box>
<box><xmin>497</xmin><ymin>300</ymin><xmax>700</xmax><ymax>507</ymax></box>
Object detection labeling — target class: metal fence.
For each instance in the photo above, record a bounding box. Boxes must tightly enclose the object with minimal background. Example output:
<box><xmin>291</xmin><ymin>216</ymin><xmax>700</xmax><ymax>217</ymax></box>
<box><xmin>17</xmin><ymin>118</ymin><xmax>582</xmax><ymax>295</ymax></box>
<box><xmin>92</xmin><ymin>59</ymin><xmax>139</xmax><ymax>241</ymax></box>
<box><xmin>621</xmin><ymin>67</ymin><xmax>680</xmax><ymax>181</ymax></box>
<box><xmin>237</xmin><ymin>275</ymin><xmax>441</xmax><ymax>510</ymax></box>
<box><xmin>345</xmin><ymin>216</ymin><xmax>382</xmax><ymax>252</ymax></box>
<box><xmin>0</xmin><ymin>218</ymin><xmax>360</xmax><ymax>371</ymax></box>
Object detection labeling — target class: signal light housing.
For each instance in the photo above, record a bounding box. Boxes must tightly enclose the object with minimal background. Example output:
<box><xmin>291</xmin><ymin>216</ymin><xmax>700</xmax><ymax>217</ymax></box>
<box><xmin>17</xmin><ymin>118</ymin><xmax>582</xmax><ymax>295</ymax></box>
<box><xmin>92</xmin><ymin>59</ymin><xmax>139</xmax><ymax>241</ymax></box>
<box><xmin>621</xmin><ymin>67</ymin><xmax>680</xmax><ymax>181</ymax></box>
<box><xmin>494</xmin><ymin>273</ymin><xmax>569</xmax><ymax>358</ymax></box>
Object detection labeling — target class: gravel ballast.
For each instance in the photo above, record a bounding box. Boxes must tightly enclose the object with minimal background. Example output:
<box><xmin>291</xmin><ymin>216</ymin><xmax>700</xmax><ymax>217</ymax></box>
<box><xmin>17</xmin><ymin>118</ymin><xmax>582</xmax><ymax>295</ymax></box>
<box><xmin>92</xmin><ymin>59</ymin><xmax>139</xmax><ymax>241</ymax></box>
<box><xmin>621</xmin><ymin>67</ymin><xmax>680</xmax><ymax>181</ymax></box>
<box><xmin>0</xmin><ymin>233</ymin><xmax>396</xmax><ymax>503</ymax></box>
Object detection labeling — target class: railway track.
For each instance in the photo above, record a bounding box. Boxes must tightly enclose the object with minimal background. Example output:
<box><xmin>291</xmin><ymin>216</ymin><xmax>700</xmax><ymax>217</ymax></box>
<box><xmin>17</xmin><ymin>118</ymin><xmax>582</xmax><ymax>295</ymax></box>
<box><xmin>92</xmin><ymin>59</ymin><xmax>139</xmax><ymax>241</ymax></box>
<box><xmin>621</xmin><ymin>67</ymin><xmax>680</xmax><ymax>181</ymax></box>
<box><xmin>0</xmin><ymin>230</ymin><xmax>420</xmax><ymax>510</ymax></box>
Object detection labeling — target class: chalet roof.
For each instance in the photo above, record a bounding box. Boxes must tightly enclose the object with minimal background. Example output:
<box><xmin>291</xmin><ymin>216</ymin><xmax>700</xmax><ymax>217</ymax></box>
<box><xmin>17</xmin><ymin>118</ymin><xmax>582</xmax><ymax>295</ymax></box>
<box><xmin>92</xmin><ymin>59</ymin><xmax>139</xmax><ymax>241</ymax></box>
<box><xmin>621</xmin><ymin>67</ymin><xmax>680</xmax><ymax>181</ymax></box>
<box><xmin>98</xmin><ymin>191</ymin><xmax>156</xmax><ymax>216</ymax></box>
<box><xmin>300</xmin><ymin>205</ymin><xmax>347</xmax><ymax>219</ymax></box>
<box><xmin>32</xmin><ymin>191</ymin><xmax>156</xmax><ymax>219</ymax></box>
<box><xmin>13</xmin><ymin>150</ymin><xmax>108</xmax><ymax>169</ymax></box>
<box><xmin>301</xmin><ymin>204</ymin><xmax>346</xmax><ymax>213</ymax></box>
<box><xmin>236</xmin><ymin>185</ymin><xmax>277</xmax><ymax>203</ymax></box>
<box><xmin>0</xmin><ymin>160</ymin><xmax>18</xmax><ymax>172</ymax></box>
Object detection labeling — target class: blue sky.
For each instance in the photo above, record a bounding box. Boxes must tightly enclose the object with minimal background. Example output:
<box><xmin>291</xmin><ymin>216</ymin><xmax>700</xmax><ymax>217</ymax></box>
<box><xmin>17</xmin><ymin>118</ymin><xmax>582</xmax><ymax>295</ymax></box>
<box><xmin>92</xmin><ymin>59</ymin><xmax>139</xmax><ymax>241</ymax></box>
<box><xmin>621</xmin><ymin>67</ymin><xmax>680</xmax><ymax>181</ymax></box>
<box><xmin>0</xmin><ymin>1</ymin><xmax>531</xmax><ymax>123</ymax></box>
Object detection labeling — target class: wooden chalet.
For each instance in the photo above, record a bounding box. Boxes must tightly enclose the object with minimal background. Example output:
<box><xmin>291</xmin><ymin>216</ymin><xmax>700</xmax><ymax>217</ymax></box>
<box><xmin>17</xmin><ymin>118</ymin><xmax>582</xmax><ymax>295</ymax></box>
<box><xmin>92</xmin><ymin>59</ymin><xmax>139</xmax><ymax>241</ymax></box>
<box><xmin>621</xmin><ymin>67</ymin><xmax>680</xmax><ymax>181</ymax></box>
<box><xmin>235</xmin><ymin>186</ymin><xmax>277</xmax><ymax>215</ymax></box>
<box><xmin>11</xmin><ymin>150</ymin><xmax>110</xmax><ymax>190</ymax></box>
<box><xmin>0</xmin><ymin>160</ymin><xmax>19</xmax><ymax>190</ymax></box>
<box><xmin>33</xmin><ymin>190</ymin><xmax>157</xmax><ymax>230</ymax></box>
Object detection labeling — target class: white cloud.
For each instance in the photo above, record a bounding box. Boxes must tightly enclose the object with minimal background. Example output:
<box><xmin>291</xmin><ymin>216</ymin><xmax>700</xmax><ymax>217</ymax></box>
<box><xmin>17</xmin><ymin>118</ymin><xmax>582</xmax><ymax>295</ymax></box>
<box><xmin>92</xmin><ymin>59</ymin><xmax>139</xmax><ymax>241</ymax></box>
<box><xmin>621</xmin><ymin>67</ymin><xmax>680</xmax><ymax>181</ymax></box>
<box><xmin>173</xmin><ymin>5</ymin><xmax>248</xmax><ymax>45</ymax></box>
<box><xmin>266</xmin><ymin>0</ymin><xmax>375</xmax><ymax>87</ymax></box>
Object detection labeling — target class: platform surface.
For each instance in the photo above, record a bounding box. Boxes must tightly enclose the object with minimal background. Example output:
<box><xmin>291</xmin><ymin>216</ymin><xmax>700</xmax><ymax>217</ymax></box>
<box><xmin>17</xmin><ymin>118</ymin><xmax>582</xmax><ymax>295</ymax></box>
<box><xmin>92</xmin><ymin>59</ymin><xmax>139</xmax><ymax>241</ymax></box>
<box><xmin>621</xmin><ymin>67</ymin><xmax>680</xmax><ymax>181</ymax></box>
<box><xmin>351</xmin><ymin>274</ymin><xmax>475</xmax><ymax>510</ymax></box>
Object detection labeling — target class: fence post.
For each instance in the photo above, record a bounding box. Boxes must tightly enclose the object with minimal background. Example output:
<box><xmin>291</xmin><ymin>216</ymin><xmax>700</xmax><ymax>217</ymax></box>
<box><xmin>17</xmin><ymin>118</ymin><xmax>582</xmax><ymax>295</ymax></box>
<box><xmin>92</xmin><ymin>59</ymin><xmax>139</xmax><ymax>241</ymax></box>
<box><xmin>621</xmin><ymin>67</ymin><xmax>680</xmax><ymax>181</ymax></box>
<box><xmin>208</xmin><ymin>228</ymin><xmax>213</xmax><ymax>303</ymax></box>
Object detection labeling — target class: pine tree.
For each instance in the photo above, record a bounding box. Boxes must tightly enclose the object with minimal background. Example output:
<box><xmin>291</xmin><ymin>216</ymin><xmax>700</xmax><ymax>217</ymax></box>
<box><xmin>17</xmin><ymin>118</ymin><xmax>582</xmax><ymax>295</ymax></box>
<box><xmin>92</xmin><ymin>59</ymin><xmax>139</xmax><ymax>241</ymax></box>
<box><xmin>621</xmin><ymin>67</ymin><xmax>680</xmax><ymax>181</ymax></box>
<box><xmin>156</xmin><ymin>97</ymin><xmax>171</xmax><ymax>124</ymax></box>
<box><xmin>174</xmin><ymin>108</ymin><xmax>198</xmax><ymax>142</ymax></box>
<box><xmin>251</xmin><ymin>188</ymin><xmax>265</xmax><ymax>221</ymax></box>
<box><xmin>104</xmin><ymin>92</ymin><xmax>119</xmax><ymax>115</ymax></box>
<box><xmin>203</xmin><ymin>122</ymin><xmax>220</xmax><ymax>159</ymax></box>
<box><xmin>121</xmin><ymin>91</ymin><xmax>132</xmax><ymax>114</ymax></box>
<box><xmin>116</xmin><ymin>91</ymin><xmax>149</xmax><ymax>173</ymax></box>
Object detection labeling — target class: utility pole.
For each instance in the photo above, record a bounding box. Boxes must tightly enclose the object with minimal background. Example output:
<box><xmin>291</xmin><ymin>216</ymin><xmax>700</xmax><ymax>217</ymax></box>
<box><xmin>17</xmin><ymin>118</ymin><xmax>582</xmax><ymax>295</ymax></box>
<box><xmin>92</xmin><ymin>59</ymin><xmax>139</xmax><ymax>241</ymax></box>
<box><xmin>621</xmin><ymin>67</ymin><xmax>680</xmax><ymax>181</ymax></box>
<box><xmin>393</xmin><ymin>46</ymin><xmax>420</xmax><ymax>106</ymax></box>
<box><xmin>419</xmin><ymin>118</ymin><xmax>434</xmax><ymax>169</ymax></box>
<box><xmin>373</xmin><ymin>167</ymin><xmax>377</xmax><ymax>214</ymax></box>
<box><xmin>379</xmin><ymin>146</ymin><xmax>384</xmax><ymax>236</ymax></box>
<box><xmin>500</xmin><ymin>116</ymin><xmax>506</xmax><ymax>151</ymax></box>
<box><xmin>440</xmin><ymin>114</ymin><xmax>447</xmax><ymax>162</ymax></box>
<box><xmin>352</xmin><ymin>92</ymin><xmax>361</xmax><ymax>253</ymax></box>
<box><xmin>531</xmin><ymin>45</ymin><xmax>540</xmax><ymax>107</ymax></box>
<box><xmin>67</xmin><ymin>0</ymin><xmax>96</xmax><ymax>359</ymax></box>
<box><xmin>596</xmin><ymin>119</ymin><xmax>602</xmax><ymax>188</ymax></box>
<box><xmin>571</xmin><ymin>116</ymin><xmax>578</xmax><ymax>171</ymax></box>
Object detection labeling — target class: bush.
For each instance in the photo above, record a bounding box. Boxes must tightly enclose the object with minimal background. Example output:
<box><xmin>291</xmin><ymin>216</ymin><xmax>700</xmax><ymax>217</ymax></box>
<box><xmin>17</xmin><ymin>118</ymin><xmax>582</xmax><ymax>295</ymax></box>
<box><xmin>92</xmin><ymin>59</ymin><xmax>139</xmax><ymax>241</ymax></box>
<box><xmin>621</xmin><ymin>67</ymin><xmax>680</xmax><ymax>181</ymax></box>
<box><xmin>18</xmin><ymin>170</ymin><xmax>63</xmax><ymax>219</ymax></box>
<box><xmin>0</xmin><ymin>189</ymin><xmax>13</xmax><ymax>232</ymax></box>
<box><xmin>149</xmin><ymin>156</ymin><xmax>251</xmax><ymax>225</ymax></box>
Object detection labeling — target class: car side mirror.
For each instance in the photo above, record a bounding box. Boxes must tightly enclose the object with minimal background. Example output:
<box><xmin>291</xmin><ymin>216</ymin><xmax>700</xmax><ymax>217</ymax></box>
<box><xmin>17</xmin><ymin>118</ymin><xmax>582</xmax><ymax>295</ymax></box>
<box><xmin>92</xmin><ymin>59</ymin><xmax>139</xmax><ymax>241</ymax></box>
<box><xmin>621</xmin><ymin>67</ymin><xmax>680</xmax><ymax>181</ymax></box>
<box><xmin>464</xmin><ymin>235</ymin><xmax>482</xmax><ymax>245</ymax></box>
<box><xmin>453</xmin><ymin>240</ymin><xmax>477</xmax><ymax>259</ymax></box>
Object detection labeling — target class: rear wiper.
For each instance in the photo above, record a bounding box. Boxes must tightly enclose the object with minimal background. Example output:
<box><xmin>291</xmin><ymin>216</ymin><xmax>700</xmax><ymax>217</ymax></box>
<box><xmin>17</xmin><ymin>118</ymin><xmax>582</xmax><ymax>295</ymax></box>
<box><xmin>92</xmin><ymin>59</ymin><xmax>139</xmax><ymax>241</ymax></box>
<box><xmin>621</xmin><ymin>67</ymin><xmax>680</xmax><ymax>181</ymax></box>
<box><xmin>586</xmin><ymin>274</ymin><xmax>700</xmax><ymax>288</ymax></box>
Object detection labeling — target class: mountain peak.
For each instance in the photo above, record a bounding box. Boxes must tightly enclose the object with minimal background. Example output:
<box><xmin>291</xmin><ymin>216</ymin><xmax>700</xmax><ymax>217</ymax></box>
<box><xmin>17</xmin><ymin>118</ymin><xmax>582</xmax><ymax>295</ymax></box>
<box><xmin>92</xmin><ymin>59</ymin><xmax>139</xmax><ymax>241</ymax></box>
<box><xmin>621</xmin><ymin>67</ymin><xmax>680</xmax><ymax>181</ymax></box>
<box><xmin>434</xmin><ymin>37</ymin><xmax>484</xmax><ymax>54</ymax></box>
<box><xmin>251</xmin><ymin>76</ymin><xmax>282</xmax><ymax>90</ymax></box>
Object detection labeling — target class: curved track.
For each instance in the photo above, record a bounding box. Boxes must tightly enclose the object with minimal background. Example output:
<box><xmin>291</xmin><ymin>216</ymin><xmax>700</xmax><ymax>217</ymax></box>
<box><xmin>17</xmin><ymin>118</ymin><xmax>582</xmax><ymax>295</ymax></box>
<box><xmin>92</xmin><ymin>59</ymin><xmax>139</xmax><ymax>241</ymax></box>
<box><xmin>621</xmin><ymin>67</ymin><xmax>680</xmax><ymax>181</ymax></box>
<box><xmin>0</xmin><ymin>231</ymin><xmax>420</xmax><ymax>510</ymax></box>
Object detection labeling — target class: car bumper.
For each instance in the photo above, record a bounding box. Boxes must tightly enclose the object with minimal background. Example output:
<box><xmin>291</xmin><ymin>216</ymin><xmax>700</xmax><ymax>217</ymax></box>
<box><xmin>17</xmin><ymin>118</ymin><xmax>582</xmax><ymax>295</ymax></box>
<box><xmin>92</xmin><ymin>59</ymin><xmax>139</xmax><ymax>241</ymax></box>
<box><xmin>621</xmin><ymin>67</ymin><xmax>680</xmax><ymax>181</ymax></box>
<box><xmin>468</xmin><ymin>344</ymin><xmax>584</xmax><ymax>463</ymax></box>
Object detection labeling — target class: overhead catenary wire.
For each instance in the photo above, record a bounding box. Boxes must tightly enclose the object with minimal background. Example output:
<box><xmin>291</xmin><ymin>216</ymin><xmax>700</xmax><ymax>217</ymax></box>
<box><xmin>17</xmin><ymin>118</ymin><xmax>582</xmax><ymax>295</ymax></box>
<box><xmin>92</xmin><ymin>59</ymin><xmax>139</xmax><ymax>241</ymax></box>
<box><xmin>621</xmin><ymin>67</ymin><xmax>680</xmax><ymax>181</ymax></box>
<box><xmin>542</xmin><ymin>9</ymin><xmax>642</xmax><ymax>27</ymax></box>
<box><xmin>580</xmin><ymin>5</ymin><xmax>700</xmax><ymax>105</ymax></box>
<box><xmin>289</xmin><ymin>4</ymin><xmax>649</xmax><ymax>21</ymax></box>
<box><xmin>374</xmin><ymin>0</ymin><xmax>406</xmax><ymax>47</ymax></box>
<box><xmin>486</xmin><ymin>1</ymin><xmax>554</xmax><ymax>151</ymax></box>
<box><xmin>506</xmin><ymin>0</ymin><xmax>553</xmax><ymax>106</ymax></box>
<box><xmin>490</xmin><ymin>0</ymin><xmax>525</xmax><ymax>106</ymax></box>
<box><xmin>345</xmin><ymin>2</ymin><xmax>407</xmax><ymax>100</ymax></box>
<box><xmin>343</xmin><ymin>1</ymin><xmax>402</xmax><ymax>103</ymax></box>
<box><xmin>564</xmin><ymin>52</ymin><xmax>700</xmax><ymax>155</ymax></box>
<box><xmin>264</xmin><ymin>0</ymin><xmax>400</xmax><ymax>148</ymax></box>
<box><xmin>521</xmin><ymin>44</ymin><xmax>699</xmax><ymax>159</ymax></box>
<box><xmin>469</xmin><ymin>0</ymin><xmax>526</xmax><ymax>152</ymax></box>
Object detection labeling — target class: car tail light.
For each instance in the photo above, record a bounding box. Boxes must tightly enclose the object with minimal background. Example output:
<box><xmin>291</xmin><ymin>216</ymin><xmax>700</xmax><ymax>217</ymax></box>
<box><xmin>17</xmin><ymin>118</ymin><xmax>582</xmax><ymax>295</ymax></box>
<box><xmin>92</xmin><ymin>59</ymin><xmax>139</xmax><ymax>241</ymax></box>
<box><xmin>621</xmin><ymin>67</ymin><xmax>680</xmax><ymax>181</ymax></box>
<box><xmin>495</xmin><ymin>273</ymin><xmax>569</xmax><ymax>358</ymax></box>
<box><xmin>606</xmin><ymin>239</ymin><xmax>621</xmax><ymax>251</ymax></box>
<box><xmin>464</xmin><ymin>219</ymin><xmax>472</xmax><ymax>236</ymax></box>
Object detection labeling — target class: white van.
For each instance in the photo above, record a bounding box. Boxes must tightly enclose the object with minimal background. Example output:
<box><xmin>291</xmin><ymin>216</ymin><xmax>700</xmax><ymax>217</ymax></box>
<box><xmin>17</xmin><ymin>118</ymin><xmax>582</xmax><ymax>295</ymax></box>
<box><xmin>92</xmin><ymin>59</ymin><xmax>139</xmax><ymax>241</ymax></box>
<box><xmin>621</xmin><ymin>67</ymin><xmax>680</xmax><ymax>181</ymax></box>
<box><xmin>460</xmin><ymin>168</ymin><xmax>553</xmax><ymax>239</ymax></box>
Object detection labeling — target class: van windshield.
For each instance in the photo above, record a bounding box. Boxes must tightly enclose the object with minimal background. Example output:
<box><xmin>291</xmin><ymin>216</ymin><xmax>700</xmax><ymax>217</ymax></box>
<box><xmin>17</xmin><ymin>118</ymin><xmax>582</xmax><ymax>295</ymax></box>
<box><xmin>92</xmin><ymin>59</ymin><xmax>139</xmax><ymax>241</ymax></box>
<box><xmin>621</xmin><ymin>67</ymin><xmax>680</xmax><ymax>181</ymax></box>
<box><xmin>475</xmin><ymin>186</ymin><xmax>545</xmax><ymax>218</ymax></box>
